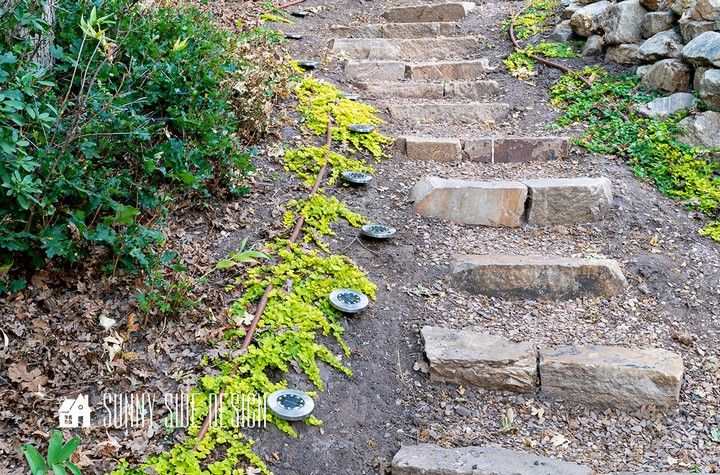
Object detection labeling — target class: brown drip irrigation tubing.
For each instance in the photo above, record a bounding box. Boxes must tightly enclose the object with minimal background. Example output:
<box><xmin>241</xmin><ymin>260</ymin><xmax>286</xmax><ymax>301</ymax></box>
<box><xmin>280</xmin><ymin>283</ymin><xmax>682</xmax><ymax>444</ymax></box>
<box><xmin>508</xmin><ymin>6</ymin><xmax>593</xmax><ymax>88</ymax></box>
<box><xmin>195</xmin><ymin>120</ymin><xmax>333</xmax><ymax>443</ymax></box>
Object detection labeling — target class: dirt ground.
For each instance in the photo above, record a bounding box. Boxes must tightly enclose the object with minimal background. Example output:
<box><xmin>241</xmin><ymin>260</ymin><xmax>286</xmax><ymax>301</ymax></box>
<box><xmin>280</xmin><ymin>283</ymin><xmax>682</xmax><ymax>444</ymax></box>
<box><xmin>1</xmin><ymin>0</ymin><xmax>719</xmax><ymax>473</ymax></box>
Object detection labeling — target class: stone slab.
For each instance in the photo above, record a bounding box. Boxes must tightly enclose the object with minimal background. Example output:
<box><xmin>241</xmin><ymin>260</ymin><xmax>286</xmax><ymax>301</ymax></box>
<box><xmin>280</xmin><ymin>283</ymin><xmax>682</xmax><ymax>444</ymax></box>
<box><xmin>387</xmin><ymin>102</ymin><xmax>510</xmax><ymax>125</ymax></box>
<box><xmin>524</xmin><ymin>177</ymin><xmax>613</xmax><ymax>225</ymax></box>
<box><xmin>421</xmin><ymin>326</ymin><xmax>537</xmax><ymax>392</ymax></box>
<box><xmin>450</xmin><ymin>255</ymin><xmax>628</xmax><ymax>300</ymax></box>
<box><xmin>539</xmin><ymin>345</ymin><xmax>684</xmax><ymax>409</ymax></box>
<box><xmin>404</xmin><ymin>136</ymin><xmax>463</xmax><ymax>161</ymax></box>
<box><xmin>382</xmin><ymin>2</ymin><xmax>474</xmax><ymax>23</ymax></box>
<box><xmin>462</xmin><ymin>137</ymin><xmax>569</xmax><ymax>162</ymax></box>
<box><xmin>357</xmin><ymin>81</ymin><xmax>446</xmax><ymax>99</ymax></box>
<box><xmin>331</xmin><ymin>22</ymin><xmax>458</xmax><ymax>38</ymax></box>
<box><xmin>407</xmin><ymin>59</ymin><xmax>494</xmax><ymax>80</ymax></box>
<box><xmin>344</xmin><ymin>61</ymin><xmax>406</xmax><ymax>81</ymax></box>
<box><xmin>332</xmin><ymin>37</ymin><xmax>480</xmax><ymax>61</ymax></box>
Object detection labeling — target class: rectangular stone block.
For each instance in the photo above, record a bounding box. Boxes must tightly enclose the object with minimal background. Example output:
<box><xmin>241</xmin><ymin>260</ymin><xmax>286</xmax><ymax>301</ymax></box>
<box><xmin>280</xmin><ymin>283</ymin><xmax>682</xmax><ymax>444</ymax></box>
<box><xmin>444</xmin><ymin>80</ymin><xmax>502</xmax><ymax>99</ymax></box>
<box><xmin>404</xmin><ymin>136</ymin><xmax>462</xmax><ymax>161</ymax></box>
<box><xmin>343</xmin><ymin>60</ymin><xmax>406</xmax><ymax>81</ymax></box>
<box><xmin>462</xmin><ymin>138</ymin><xmax>493</xmax><ymax>162</ymax></box>
<box><xmin>387</xmin><ymin>102</ymin><xmax>510</xmax><ymax>125</ymax></box>
<box><xmin>409</xmin><ymin>177</ymin><xmax>527</xmax><ymax>226</ymax></box>
<box><xmin>392</xmin><ymin>445</ymin><xmax>593</xmax><ymax>475</ymax></box>
<box><xmin>407</xmin><ymin>59</ymin><xmax>493</xmax><ymax>80</ymax></box>
<box><xmin>539</xmin><ymin>345</ymin><xmax>684</xmax><ymax>409</ymax></box>
<box><xmin>356</xmin><ymin>81</ymin><xmax>445</xmax><ymax>99</ymax></box>
<box><xmin>524</xmin><ymin>177</ymin><xmax>613</xmax><ymax>225</ymax></box>
<box><xmin>450</xmin><ymin>255</ymin><xmax>628</xmax><ymax>300</ymax></box>
<box><xmin>421</xmin><ymin>326</ymin><xmax>537</xmax><ymax>392</ymax></box>
<box><xmin>331</xmin><ymin>22</ymin><xmax>459</xmax><ymax>38</ymax></box>
<box><xmin>382</xmin><ymin>2</ymin><xmax>474</xmax><ymax>23</ymax></box>
<box><xmin>493</xmin><ymin>136</ymin><xmax>569</xmax><ymax>162</ymax></box>
<box><xmin>332</xmin><ymin>37</ymin><xmax>480</xmax><ymax>61</ymax></box>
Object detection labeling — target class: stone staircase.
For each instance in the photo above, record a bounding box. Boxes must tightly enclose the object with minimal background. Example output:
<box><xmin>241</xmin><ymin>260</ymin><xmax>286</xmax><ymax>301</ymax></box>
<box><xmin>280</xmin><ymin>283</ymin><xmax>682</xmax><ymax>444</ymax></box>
<box><xmin>322</xmin><ymin>2</ymin><xmax>688</xmax><ymax>473</ymax></box>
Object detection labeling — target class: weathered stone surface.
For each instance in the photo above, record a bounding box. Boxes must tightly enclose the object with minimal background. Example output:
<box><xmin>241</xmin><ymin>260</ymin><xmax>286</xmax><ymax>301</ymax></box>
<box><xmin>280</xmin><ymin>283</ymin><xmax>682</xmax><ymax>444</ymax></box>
<box><xmin>582</xmin><ymin>35</ymin><xmax>604</xmax><ymax>55</ymax></box>
<box><xmin>637</xmin><ymin>29</ymin><xmax>684</xmax><ymax>62</ymax></box>
<box><xmin>570</xmin><ymin>1</ymin><xmax>611</xmax><ymax>37</ymax></box>
<box><xmin>450</xmin><ymin>255</ymin><xmax>628</xmax><ymax>300</ymax></box>
<box><xmin>668</xmin><ymin>0</ymin><xmax>695</xmax><ymax>15</ymax></box>
<box><xmin>689</xmin><ymin>0</ymin><xmax>720</xmax><ymax>20</ymax></box>
<box><xmin>404</xmin><ymin>136</ymin><xmax>462</xmax><ymax>161</ymax></box>
<box><xmin>640</xmin><ymin>0</ymin><xmax>664</xmax><ymax>11</ymax></box>
<box><xmin>636</xmin><ymin>64</ymin><xmax>652</xmax><ymax>77</ymax></box>
<box><xmin>392</xmin><ymin>445</ymin><xmax>593</xmax><ymax>475</ymax></box>
<box><xmin>681</xmin><ymin>31</ymin><xmax>720</xmax><ymax>67</ymax></box>
<box><xmin>641</xmin><ymin>11</ymin><xmax>675</xmax><ymax>38</ymax></box>
<box><xmin>524</xmin><ymin>177</ymin><xmax>613</xmax><ymax>225</ymax></box>
<box><xmin>444</xmin><ymin>80</ymin><xmax>503</xmax><ymax>99</ymax></box>
<box><xmin>679</xmin><ymin>111</ymin><xmax>720</xmax><ymax>148</ymax></box>
<box><xmin>461</xmin><ymin>137</ymin><xmax>569</xmax><ymax>162</ymax></box>
<box><xmin>357</xmin><ymin>81</ymin><xmax>445</xmax><ymax>98</ymax></box>
<box><xmin>694</xmin><ymin>66</ymin><xmax>710</xmax><ymax>90</ymax></box>
<box><xmin>382</xmin><ymin>2</ymin><xmax>473</xmax><ymax>23</ymax></box>
<box><xmin>563</xmin><ymin>0</ymin><xmax>583</xmax><ymax>19</ymax></box>
<box><xmin>344</xmin><ymin>60</ymin><xmax>405</xmax><ymax>81</ymax></box>
<box><xmin>699</xmin><ymin>68</ymin><xmax>720</xmax><ymax>110</ymax></box>
<box><xmin>331</xmin><ymin>37</ymin><xmax>480</xmax><ymax>61</ymax></box>
<box><xmin>679</xmin><ymin>18</ymin><xmax>715</xmax><ymax>42</ymax></box>
<box><xmin>549</xmin><ymin>20</ymin><xmax>575</xmax><ymax>42</ymax></box>
<box><xmin>539</xmin><ymin>345</ymin><xmax>684</xmax><ymax>409</ymax></box>
<box><xmin>387</xmin><ymin>102</ymin><xmax>510</xmax><ymax>125</ymax></box>
<box><xmin>635</xmin><ymin>92</ymin><xmax>695</xmax><ymax>117</ymax></box>
<box><xmin>605</xmin><ymin>43</ymin><xmax>641</xmax><ymax>64</ymax></box>
<box><xmin>421</xmin><ymin>326</ymin><xmax>537</xmax><ymax>392</ymax></box>
<box><xmin>331</xmin><ymin>22</ymin><xmax>458</xmax><ymax>38</ymax></box>
<box><xmin>640</xmin><ymin>59</ymin><xmax>692</xmax><ymax>92</ymax></box>
<box><xmin>407</xmin><ymin>58</ymin><xmax>494</xmax><ymax>80</ymax></box>
<box><xmin>409</xmin><ymin>177</ymin><xmax>527</xmax><ymax>226</ymax></box>
<box><xmin>603</xmin><ymin>0</ymin><xmax>647</xmax><ymax>45</ymax></box>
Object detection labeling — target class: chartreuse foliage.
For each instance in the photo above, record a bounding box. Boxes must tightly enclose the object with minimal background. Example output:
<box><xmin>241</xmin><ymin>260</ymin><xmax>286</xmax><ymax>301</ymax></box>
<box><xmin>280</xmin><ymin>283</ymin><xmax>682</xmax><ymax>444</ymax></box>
<box><xmin>505</xmin><ymin>41</ymin><xmax>580</xmax><ymax>78</ymax></box>
<box><xmin>550</xmin><ymin>67</ymin><xmax>720</xmax><ymax>242</ymax></box>
<box><xmin>283</xmin><ymin>146</ymin><xmax>375</xmax><ymax>186</ymax></box>
<box><xmin>295</xmin><ymin>77</ymin><xmax>394</xmax><ymax>158</ymax></box>
<box><xmin>504</xmin><ymin>0</ymin><xmax>559</xmax><ymax>40</ymax></box>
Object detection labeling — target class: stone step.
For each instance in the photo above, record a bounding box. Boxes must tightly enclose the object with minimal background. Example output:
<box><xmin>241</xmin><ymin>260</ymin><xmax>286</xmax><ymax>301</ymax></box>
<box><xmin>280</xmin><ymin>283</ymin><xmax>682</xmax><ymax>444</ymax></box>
<box><xmin>387</xmin><ymin>102</ymin><xmax>510</xmax><ymax>126</ymax></box>
<box><xmin>330</xmin><ymin>22</ymin><xmax>459</xmax><ymax>38</ymax></box>
<box><xmin>540</xmin><ymin>345</ymin><xmax>684</xmax><ymax>409</ymax></box>
<box><xmin>398</xmin><ymin>136</ymin><xmax>569</xmax><ymax>162</ymax></box>
<box><xmin>344</xmin><ymin>60</ymin><xmax>406</xmax><ymax>81</ymax></box>
<box><xmin>356</xmin><ymin>80</ymin><xmax>502</xmax><ymax>100</ymax></box>
<box><xmin>409</xmin><ymin>177</ymin><xmax>528</xmax><ymax>227</ymax></box>
<box><xmin>407</xmin><ymin>58</ymin><xmax>495</xmax><ymax>80</ymax></box>
<box><xmin>382</xmin><ymin>2</ymin><xmax>475</xmax><ymax>23</ymax></box>
<box><xmin>331</xmin><ymin>37</ymin><xmax>480</xmax><ymax>61</ymax></box>
<box><xmin>409</xmin><ymin>176</ymin><xmax>613</xmax><ymax>225</ymax></box>
<box><xmin>421</xmin><ymin>326</ymin><xmax>537</xmax><ymax>392</ymax></box>
<box><xmin>392</xmin><ymin>444</ymin><xmax>593</xmax><ymax>475</ymax></box>
<box><xmin>450</xmin><ymin>255</ymin><xmax>628</xmax><ymax>300</ymax></box>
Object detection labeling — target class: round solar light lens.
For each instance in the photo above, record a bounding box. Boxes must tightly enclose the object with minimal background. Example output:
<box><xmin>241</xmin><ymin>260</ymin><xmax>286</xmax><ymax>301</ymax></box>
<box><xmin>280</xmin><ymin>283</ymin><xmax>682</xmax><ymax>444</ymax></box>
<box><xmin>329</xmin><ymin>289</ymin><xmax>370</xmax><ymax>314</ymax></box>
<box><xmin>267</xmin><ymin>389</ymin><xmax>315</xmax><ymax>421</ymax></box>
<box><xmin>341</xmin><ymin>171</ymin><xmax>373</xmax><ymax>185</ymax></box>
<box><xmin>340</xmin><ymin>93</ymin><xmax>361</xmax><ymax>101</ymax></box>
<box><xmin>285</xmin><ymin>32</ymin><xmax>303</xmax><ymax>40</ymax></box>
<box><xmin>360</xmin><ymin>223</ymin><xmax>396</xmax><ymax>239</ymax></box>
<box><xmin>290</xmin><ymin>10</ymin><xmax>309</xmax><ymax>17</ymax></box>
<box><xmin>348</xmin><ymin>124</ymin><xmax>375</xmax><ymax>133</ymax></box>
<box><xmin>297</xmin><ymin>60</ymin><xmax>319</xmax><ymax>70</ymax></box>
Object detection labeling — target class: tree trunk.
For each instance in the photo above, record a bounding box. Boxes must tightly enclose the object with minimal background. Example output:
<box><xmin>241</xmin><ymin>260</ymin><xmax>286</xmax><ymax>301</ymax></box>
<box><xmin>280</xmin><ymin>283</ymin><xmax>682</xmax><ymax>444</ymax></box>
<box><xmin>33</xmin><ymin>0</ymin><xmax>55</xmax><ymax>68</ymax></box>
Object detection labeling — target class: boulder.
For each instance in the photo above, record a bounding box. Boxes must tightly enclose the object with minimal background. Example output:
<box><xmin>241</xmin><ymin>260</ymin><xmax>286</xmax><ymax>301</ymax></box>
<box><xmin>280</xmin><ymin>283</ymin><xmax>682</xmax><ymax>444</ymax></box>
<box><xmin>641</xmin><ymin>11</ymin><xmax>676</xmax><ymax>38</ymax></box>
<box><xmin>549</xmin><ymin>20</ymin><xmax>575</xmax><ymax>42</ymax></box>
<box><xmin>637</xmin><ymin>29</ymin><xmax>684</xmax><ymax>62</ymax></box>
<box><xmin>694</xmin><ymin>66</ymin><xmax>710</xmax><ymax>90</ymax></box>
<box><xmin>409</xmin><ymin>177</ymin><xmax>528</xmax><ymax>226</ymax></box>
<box><xmin>392</xmin><ymin>445</ymin><xmax>594</xmax><ymax>475</ymax></box>
<box><xmin>679</xmin><ymin>18</ymin><xmax>715</xmax><ymax>42</ymax></box>
<box><xmin>640</xmin><ymin>0</ymin><xmax>665</xmax><ymax>10</ymax></box>
<box><xmin>668</xmin><ymin>0</ymin><xmax>696</xmax><ymax>15</ymax></box>
<box><xmin>699</xmin><ymin>68</ymin><xmax>720</xmax><ymax>110</ymax></box>
<box><xmin>640</xmin><ymin>59</ymin><xmax>692</xmax><ymax>92</ymax></box>
<box><xmin>421</xmin><ymin>326</ymin><xmax>537</xmax><ymax>392</ymax></box>
<box><xmin>679</xmin><ymin>111</ymin><xmax>720</xmax><ymax>148</ymax></box>
<box><xmin>689</xmin><ymin>0</ymin><xmax>720</xmax><ymax>20</ymax></box>
<box><xmin>634</xmin><ymin>92</ymin><xmax>695</xmax><ymax>117</ymax></box>
<box><xmin>582</xmin><ymin>35</ymin><xmax>605</xmax><ymax>55</ymax></box>
<box><xmin>450</xmin><ymin>255</ymin><xmax>628</xmax><ymax>300</ymax></box>
<box><xmin>570</xmin><ymin>1</ymin><xmax>611</xmax><ymax>37</ymax></box>
<box><xmin>606</xmin><ymin>43</ymin><xmax>641</xmax><ymax>64</ymax></box>
<box><xmin>603</xmin><ymin>0</ymin><xmax>648</xmax><ymax>45</ymax></box>
<box><xmin>681</xmin><ymin>31</ymin><xmax>720</xmax><ymax>67</ymax></box>
<box><xmin>539</xmin><ymin>345</ymin><xmax>684</xmax><ymax>409</ymax></box>
<box><xmin>523</xmin><ymin>177</ymin><xmax>613</xmax><ymax>225</ymax></box>
<box><xmin>564</xmin><ymin>0</ymin><xmax>583</xmax><ymax>19</ymax></box>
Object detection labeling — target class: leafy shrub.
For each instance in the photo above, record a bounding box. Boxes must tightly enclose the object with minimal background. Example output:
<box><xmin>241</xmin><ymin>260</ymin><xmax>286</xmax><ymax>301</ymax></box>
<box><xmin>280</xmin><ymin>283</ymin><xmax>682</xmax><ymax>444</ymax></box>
<box><xmin>504</xmin><ymin>0</ymin><xmax>559</xmax><ymax>40</ymax></box>
<box><xmin>505</xmin><ymin>41</ymin><xmax>579</xmax><ymax>78</ymax></box>
<box><xmin>0</xmin><ymin>1</ymin><xmax>288</xmax><ymax>292</ymax></box>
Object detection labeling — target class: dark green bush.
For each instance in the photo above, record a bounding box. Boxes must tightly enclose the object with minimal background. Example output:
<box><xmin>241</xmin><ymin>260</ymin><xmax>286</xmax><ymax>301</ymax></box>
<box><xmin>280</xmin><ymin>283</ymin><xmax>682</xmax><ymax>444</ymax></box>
<box><xmin>0</xmin><ymin>0</ymin><xmax>263</xmax><ymax>291</ymax></box>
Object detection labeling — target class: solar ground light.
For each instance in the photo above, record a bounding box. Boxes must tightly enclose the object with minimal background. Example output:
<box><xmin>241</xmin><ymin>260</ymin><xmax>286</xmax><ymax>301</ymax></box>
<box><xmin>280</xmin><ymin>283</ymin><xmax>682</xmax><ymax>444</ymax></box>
<box><xmin>284</xmin><ymin>32</ymin><xmax>303</xmax><ymax>40</ymax></box>
<box><xmin>267</xmin><ymin>389</ymin><xmax>315</xmax><ymax>421</ymax></box>
<box><xmin>296</xmin><ymin>60</ymin><xmax>319</xmax><ymax>70</ymax></box>
<box><xmin>341</xmin><ymin>170</ymin><xmax>373</xmax><ymax>185</ymax></box>
<box><xmin>360</xmin><ymin>223</ymin><xmax>396</xmax><ymax>239</ymax></box>
<box><xmin>347</xmin><ymin>124</ymin><xmax>375</xmax><ymax>134</ymax></box>
<box><xmin>290</xmin><ymin>9</ymin><xmax>309</xmax><ymax>17</ymax></box>
<box><xmin>329</xmin><ymin>288</ymin><xmax>370</xmax><ymax>314</ymax></box>
<box><xmin>340</xmin><ymin>92</ymin><xmax>360</xmax><ymax>101</ymax></box>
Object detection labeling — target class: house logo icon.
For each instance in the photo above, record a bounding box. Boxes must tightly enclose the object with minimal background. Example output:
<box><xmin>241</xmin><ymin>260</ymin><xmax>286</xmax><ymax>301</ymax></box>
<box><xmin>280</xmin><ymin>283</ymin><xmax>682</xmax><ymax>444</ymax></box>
<box><xmin>58</xmin><ymin>395</ymin><xmax>91</xmax><ymax>428</ymax></box>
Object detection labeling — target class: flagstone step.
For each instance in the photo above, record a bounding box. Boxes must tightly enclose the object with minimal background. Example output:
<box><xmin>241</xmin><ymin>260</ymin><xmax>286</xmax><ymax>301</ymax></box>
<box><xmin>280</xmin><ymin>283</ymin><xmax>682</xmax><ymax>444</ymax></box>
<box><xmin>398</xmin><ymin>136</ymin><xmax>569</xmax><ymax>162</ymax></box>
<box><xmin>540</xmin><ymin>345</ymin><xmax>684</xmax><ymax>409</ymax></box>
<box><xmin>450</xmin><ymin>254</ymin><xmax>628</xmax><ymax>300</ymax></box>
<box><xmin>355</xmin><ymin>80</ymin><xmax>502</xmax><ymax>100</ymax></box>
<box><xmin>407</xmin><ymin>58</ymin><xmax>495</xmax><ymax>80</ymax></box>
<box><xmin>387</xmin><ymin>102</ymin><xmax>510</xmax><ymax>126</ymax></box>
<box><xmin>331</xmin><ymin>37</ymin><xmax>480</xmax><ymax>61</ymax></box>
<box><xmin>344</xmin><ymin>60</ymin><xmax>406</xmax><ymax>81</ymax></box>
<box><xmin>330</xmin><ymin>22</ymin><xmax>459</xmax><ymax>38</ymax></box>
<box><xmin>409</xmin><ymin>176</ymin><xmax>613</xmax><ymax>225</ymax></box>
<box><xmin>421</xmin><ymin>326</ymin><xmax>537</xmax><ymax>392</ymax></box>
<box><xmin>382</xmin><ymin>2</ymin><xmax>476</xmax><ymax>23</ymax></box>
<box><xmin>392</xmin><ymin>444</ymin><xmax>593</xmax><ymax>475</ymax></box>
